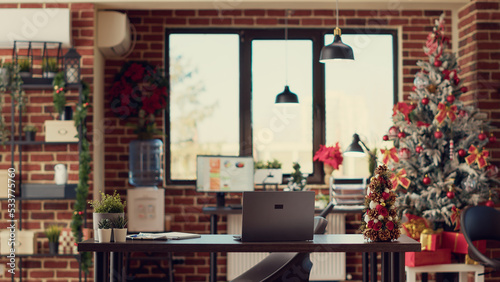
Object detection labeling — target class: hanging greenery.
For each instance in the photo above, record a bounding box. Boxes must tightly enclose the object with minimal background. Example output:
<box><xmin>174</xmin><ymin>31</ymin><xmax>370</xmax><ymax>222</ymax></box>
<box><xmin>0</xmin><ymin>62</ymin><xmax>25</xmax><ymax>145</ymax></box>
<box><xmin>52</xmin><ymin>73</ymin><xmax>66</xmax><ymax>117</ymax></box>
<box><xmin>70</xmin><ymin>80</ymin><xmax>92</xmax><ymax>273</ymax></box>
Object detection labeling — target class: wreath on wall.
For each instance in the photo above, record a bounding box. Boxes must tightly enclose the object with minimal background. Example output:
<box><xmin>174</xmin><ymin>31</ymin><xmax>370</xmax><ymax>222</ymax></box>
<box><xmin>109</xmin><ymin>61</ymin><xmax>168</xmax><ymax>139</ymax></box>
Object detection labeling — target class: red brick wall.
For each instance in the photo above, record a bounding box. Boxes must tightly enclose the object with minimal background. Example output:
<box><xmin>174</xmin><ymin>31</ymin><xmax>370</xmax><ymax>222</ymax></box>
<box><xmin>0</xmin><ymin>3</ymin><xmax>95</xmax><ymax>281</ymax></box>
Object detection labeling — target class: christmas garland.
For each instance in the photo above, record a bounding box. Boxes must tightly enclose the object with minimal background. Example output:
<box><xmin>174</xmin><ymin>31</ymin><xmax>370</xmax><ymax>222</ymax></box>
<box><xmin>52</xmin><ymin>75</ymin><xmax>93</xmax><ymax>273</ymax></box>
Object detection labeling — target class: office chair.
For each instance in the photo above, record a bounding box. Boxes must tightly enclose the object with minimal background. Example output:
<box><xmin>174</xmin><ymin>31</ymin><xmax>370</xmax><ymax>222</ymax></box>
<box><xmin>461</xmin><ymin>205</ymin><xmax>500</xmax><ymax>271</ymax></box>
<box><xmin>231</xmin><ymin>204</ymin><xmax>333</xmax><ymax>282</ymax></box>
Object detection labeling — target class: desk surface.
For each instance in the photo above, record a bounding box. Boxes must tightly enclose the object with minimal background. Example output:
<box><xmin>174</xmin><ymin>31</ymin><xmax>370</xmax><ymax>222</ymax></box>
<box><xmin>202</xmin><ymin>205</ymin><xmax>365</xmax><ymax>215</ymax></box>
<box><xmin>78</xmin><ymin>234</ymin><xmax>420</xmax><ymax>253</ymax></box>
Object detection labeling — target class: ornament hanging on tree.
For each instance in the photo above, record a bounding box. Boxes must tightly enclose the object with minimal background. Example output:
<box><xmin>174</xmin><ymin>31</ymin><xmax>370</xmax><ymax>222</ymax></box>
<box><xmin>422</xmin><ymin>96</ymin><xmax>430</xmax><ymax>105</ymax></box>
<box><xmin>449</xmin><ymin>140</ymin><xmax>454</xmax><ymax>160</ymax></box>
<box><xmin>461</xmin><ymin>87</ymin><xmax>468</xmax><ymax>93</ymax></box>
<box><xmin>383</xmin><ymin>135</ymin><xmax>389</xmax><ymax>141</ymax></box>
<box><xmin>478</xmin><ymin>131</ymin><xmax>487</xmax><ymax>141</ymax></box>
<box><xmin>447</xmin><ymin>186</ymin><xmax>455</xmax><ymax>199</ymax></box>
<box><xmin>446</xmin><ymin>95</ymin><xmax>455</xmax><ymax>103</ymax></box>
<box><xmin>434</xmin><ymin>129</ymin><xmax>443</xmax><ymax>139</ymax></box>
<box><xmin>486</xmin><ymin>198</ymin><xmax>495</xmax><ymax>207</ymax></box>
<box><xmin>361</xmin><ymin>165</ymin><xmax>401</xmax><ymax>242</ymax></box>
<box><xmin>489</xmin><ymin>134</ymin><xmax>497</xmax><ymax>143</ymax></box>
<box><xmin>416</xmin><ymin>145</ymin><xmax>423</xmax><ymax>154</ymax></box>
<box><xmin>398</xmin><ymin>131</ymin><xmax>406</xmax><ymax>138</ymax></box>
<box><xmin>399</xmin><ymin>148</ymin><xmax>411</xmax><ymax>160</ymax></box>
<box><xmin>423</xmin><ymin>175</ymin><xmax>431</xmax><ymax>185</ymax></box>
<box><xmin>427</xmin><ymin>84</ymin><xmax>437</xmax><ymax>93</ymax></box>
<box><xmin>414</xmin><ymin>73</ymin><xmax>430</xmax><ymax>89</ymax></box>
<box><xmin>458</xmin><ymin>149</ymin><xmax>467</xmax><ymax>158</ymax></box>
<box><xmin>388</xmin><ymin>126</ymin><xmax>400</xmax><ymax>139</ymax></box>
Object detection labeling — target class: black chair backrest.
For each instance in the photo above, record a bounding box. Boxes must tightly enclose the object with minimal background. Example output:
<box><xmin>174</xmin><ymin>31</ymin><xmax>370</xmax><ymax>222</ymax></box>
<box><xmin>461</xmin><ymin>206</ymin><xmax>500</xmax><ymax>242</ymax></box>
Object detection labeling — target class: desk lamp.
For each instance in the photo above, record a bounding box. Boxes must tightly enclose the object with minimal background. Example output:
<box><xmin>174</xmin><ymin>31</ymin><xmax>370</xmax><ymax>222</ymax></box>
<box><xmin>344</xmin><ymin>133</ymin><xmax>378</xmax><ymax>176</ymax></box>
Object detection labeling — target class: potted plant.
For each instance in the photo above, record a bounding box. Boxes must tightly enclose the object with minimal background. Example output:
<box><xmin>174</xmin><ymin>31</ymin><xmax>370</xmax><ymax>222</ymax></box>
<box><xmin>89</xmin><ymin>190</ymin><xmax>126</xmax><ymax>242</ymax></box>
<box><xmin>313</xmin><ymin>143</ymin><xmax>344</xmax><ymax>185</ymax></box>
<box><xmin>97</xmin><ymin>219</ymin><xmax>112</xmax><ymax>243</ymax></box>
<box><xmin>42</xmin><ymin>58</ymin><xmax>59</xmax><ymax>78</ymax></box>
<box><xmin>111</xmin><ymin>216</ymin><xmax>128</xmax><ymax>243</ymax></box>
<box><xmin>18</xmin><ymin>59</ymin><xmax>31</xmax><ymax>78</ymax></box>
<box><xmin>286</xmin><ymin>162</ymin><xmax>308</xmax><ymax>191</ymax></box>
<box><xmin>44</xmin><ymin>225</ymin><xmax>62</xmax><ymax>254</ymax></box>
<box><xmin>254</xmin><ymin>159</ymin><xmax>283</xmax><ymax>185</ymax></box>
<box><xmin>23</xmin><ymin>125</ymin><xmax>38</xmax><ymax>141</ymax></box>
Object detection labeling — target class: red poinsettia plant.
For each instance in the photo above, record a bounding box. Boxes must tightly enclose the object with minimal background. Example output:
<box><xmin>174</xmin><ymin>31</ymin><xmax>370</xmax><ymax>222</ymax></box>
<box><xmin>313</xmin><ymin>143</ymin><xmax>344</xmax><ymax>169</ymax></box>
<box><xmin>109</xmin><ymin>61</ymin><xmax>168</xmax><ymax>139</ymax></box>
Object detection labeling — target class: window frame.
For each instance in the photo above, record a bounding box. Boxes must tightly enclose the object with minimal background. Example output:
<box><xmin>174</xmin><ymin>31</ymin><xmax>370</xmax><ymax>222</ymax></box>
<box><xmin>165</xmin><ymin>28</ymin><xmax>398</xmax><ymax>185</ymax></box>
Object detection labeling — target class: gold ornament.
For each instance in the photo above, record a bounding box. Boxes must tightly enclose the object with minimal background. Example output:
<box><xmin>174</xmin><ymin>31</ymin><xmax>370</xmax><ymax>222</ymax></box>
<box><xmin>427</xmin><ymin>84</ymin><xmax>437</xmax><ymax>93</ymax></box>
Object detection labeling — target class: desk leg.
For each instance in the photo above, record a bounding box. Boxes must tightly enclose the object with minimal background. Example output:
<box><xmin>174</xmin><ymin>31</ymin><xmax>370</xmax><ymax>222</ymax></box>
<box><xmin>110</xmin><ymin>252</ymin><xmax>124</xmax><ymax>282</ymax></box>
<box><xmin>362</xmin><ymin>253</ymin><xmax>369</xmax><ymax>282</ymax></box>
<box><xmin>370</xmin><ymin>253</ymin><xmax>377</xmax><ymax>282</ymax></box>
<box><xmin>381</xmin><ymin>252</ymin><xmax>390</xmax><ymax>282</ymax></box>
<box><xmin>210</xmin><ymin>214</ymin><xmax>218</xmax><ymax>282</ymax></box>
<box><xmin>95</xmin><ymin>252</ymin><xmax>108</xmax><ymax>282</ymax></box>
<box><xmin>390</xmin><ymin>252</ymin><xmax>404</xmax><ymax>282</ymax></box>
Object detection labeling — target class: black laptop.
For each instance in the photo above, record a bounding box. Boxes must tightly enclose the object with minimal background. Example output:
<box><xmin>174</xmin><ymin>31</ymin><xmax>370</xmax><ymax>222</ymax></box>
<box><xmin>240</xmin><ymin>191</ymin><xmax>315</xmax><ymax>242</ymax></box>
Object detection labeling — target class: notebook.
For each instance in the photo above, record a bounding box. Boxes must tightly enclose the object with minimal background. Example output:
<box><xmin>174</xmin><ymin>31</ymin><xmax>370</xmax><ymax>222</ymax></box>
<box><xmin>127</xmin><ymin>232</ymin><xmax>201</xmax><ymax>240</ymax></box>
<box><xmin>240</xmin><ymin>191</ymin><xmax>315</xmax><ymax>242</ymax></box>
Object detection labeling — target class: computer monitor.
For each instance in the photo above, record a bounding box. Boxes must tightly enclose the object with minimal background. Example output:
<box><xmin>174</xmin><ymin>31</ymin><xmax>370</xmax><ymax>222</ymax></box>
<box><xmin>196</xmin><ymin>155</ymin><xmax>254</xmax><ymax>207</ymax></box>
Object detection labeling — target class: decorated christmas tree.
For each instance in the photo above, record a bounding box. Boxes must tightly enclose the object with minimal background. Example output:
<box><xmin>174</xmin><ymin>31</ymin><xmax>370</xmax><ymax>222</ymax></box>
<box><xmin>385</xmin><ymin>13</ymin><xmax>499</xmax><ymax>227</ymax></box>
<box><xmin>362</xmin><ymin>165</ymin><xmax>401</xmax><ymax>242</ymax></box>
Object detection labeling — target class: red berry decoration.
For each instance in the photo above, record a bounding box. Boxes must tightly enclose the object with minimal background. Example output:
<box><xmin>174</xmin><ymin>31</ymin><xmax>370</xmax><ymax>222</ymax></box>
<box><xmin>434</xmin><ymin>60</ymin><xmax>442</xmax><ymax>67</ymax></box>
<box><xmin>489</xmin><ymin>134</ymin><xmax>497</xmax><ymax>143</ymax></box>
<box><xmin>478</xmin><ymin>132</ymin><xmax>487</xmax><ymax>141</ymax></box>
<box><xmin>461</xmin><ymin>87</ymin><xmax>468</xmax><ymax>93</ymax></box>
<box><xmin>416</xmin><ymin>145</ymin><xmax>423</xmax><ymax>153</ymax></box>
<box><xmin>398</xmin><ymin>132</ymin><xmax>406</xmax><ymax>138</ymax></box>
<box><xmin>423</xmin><ymin>175</ymin><xmax>431</xmax><ymax>185</ymax></box>
<box><xmin>446</xmin><ymin>95</ymin><xmax>455</xmax><ymax>103</ymax></box>
<box><xmin>454</xmin><ymin>77</ymin><xmax>460</xmax><ymax>85</ymax></box>
<box><xmin>458</xmin><ymin>149</ymin><xmax>467</xmax><ymax>158</ymax></box>
<box><xmin>447</xmin><ymin>191</ymin><xmax>455</xmax><ymax>199</ymax></box>
<box><xmin>383</xmin><ymin>135</ymin><xmax>389</xmax><ymax>141</ymax></box>
<box><xmin>434</xmin><ymin>130</ymin><xmax>443</xmax><ymax>139</ymax></box>
<box><xmin>422</xmin><ymin>97</ymin><xmax>429</xmax><ymax>105</ymax></box>
<box><xmin>486</xmin><ymin>199</ymin><xmax>495</xmax><ymax>207</ymax></box>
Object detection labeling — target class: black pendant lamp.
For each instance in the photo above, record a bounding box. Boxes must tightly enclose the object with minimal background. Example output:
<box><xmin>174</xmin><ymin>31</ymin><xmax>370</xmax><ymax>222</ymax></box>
<box><xmin>276</xmin><ymin>10</ymin><xmax>299</xmax><ymax>104</ymax></box>
<box><xmin>320</xmin><ymin>0</ymin><xmax>354</xmax><ymax>62</ymax></box>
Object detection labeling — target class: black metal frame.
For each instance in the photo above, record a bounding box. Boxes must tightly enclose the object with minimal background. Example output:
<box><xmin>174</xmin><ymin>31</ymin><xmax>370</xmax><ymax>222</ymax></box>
<box><xmin>164</xmin><ymin>28</ymin><xmax>398</xmax><ymax>185</ymax></box>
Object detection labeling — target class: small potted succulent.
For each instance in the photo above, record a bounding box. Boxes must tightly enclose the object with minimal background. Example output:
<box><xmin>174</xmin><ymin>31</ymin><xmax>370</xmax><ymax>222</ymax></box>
<box><xmin>97</xmin><ymin>219</ymin><xmax>112</xmax><ymax>243</ymax></box>
<box><xmin>89</xmin><ymin>190</ymin><xmax>126</xmax><ymax>242</ymax></box>
<box><xmin>23</xmin><ymin>125</ymin><xmax>38</xmax><ymax>141</ymax></box>
<box><xmin>42</xmin><ymin>58</ymin><xmax>59</xmax><ymax>78</ymax></box>
<box><xmin>254</xmin><ymin>159</ymin><xmax>283</xmax><ymax>184</ymax></box>
<box><xmin>18</xmin><ymin>59</ymin><xmax>31</xmax><ymax>78</ymax></box>
<box><xmin>111</xmin><ymin>216</ymin><xmax>128</xmax><ymax>243</ymax></box>
<box><xmin>44</xmin><ymin>225</ymin><xmax>62</xmax><ymax>254</ymax></box>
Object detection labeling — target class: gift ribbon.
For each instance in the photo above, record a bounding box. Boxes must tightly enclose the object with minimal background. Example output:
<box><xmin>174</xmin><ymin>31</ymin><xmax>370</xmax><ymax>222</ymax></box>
<box><xmin>390</xmin><ymin>168</ymin><xmax>411</xmax><ymax>190</ymax></box>
<box><xmin>435</xmin><ymin>102</ymin><xmax>457</xmax><ymax>124</ymax></box>
<box><xmin>393</xmin><ymin>102</ymin><xmax>412</xmax><ymax>121</ymax></box>
<box><xmin>381</xmin><ymin>147</ymin><xmax>399</xmax><ymax>165</ymax></box>
<box><xmin>465</xmin><ymin>145</ymin><xmax>489</xmax><ymax>169</ymax></box>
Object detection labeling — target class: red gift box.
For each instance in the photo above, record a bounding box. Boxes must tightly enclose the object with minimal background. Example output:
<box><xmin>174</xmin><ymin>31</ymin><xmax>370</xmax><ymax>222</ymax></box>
<box><xmin>405</xmin><ymin>248</ymin><xmax>451</xmax><ymax>267</ymax></box>
<box><xmin>420</xmin><ymin>232</ymin><xmax>442</xmax><ymax>251</ymax></box>
<box><xmin>441</xmin><ymin>231</ymin><xmax>486</xmax><ymax>254</ymax></box>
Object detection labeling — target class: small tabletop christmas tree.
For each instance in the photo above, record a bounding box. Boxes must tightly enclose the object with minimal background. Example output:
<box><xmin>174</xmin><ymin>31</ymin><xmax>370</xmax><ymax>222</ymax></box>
<box><xmin>362</xmin><ymin>165</ymin><xmax>401</xmax><ymax>242</ymax></box>
<box><xmin>383</xmin><ymin>13</ymin><xmax>499</xmax><ymax>228</ymax></box>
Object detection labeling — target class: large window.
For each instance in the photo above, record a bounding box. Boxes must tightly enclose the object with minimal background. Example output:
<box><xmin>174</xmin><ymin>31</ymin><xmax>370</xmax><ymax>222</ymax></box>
<box><xmin>166</xmin><ymin>29</ymin><xmax>397</xmax><ymax>184</ymax></box>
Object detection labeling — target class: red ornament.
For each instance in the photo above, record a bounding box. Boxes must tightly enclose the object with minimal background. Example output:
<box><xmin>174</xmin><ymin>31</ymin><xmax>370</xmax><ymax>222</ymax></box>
<box><xmin>409</xmin><ymin>103</ymin><xmax>416</xmax><ymax>110</ymax></box>
<box><xmin>446</xmin><ymin>95</ymin><xmax>455</xmax><ymax>103</ymax></box>
<box><xmin>489</xmin><ymin>134</ymin><xmax>497</xmax><ymax>143</ymax></box>
<box><xmin>399</xmin><ymin>148</ymin><xmax>411</xmax><ymax>159</ymax></box>
<box><xmin>461</xmin><ymin>87</ymin><xmax>468</xmax><ymax>93</ymax></box>
<box><xmin>388</xmin><ymin>126</ymin><xmax>400</xmax><ymax>138</ymax></box>
<box><xmin>478</xmin><ymin>132</ymin><xmax>487</xmax><ymax>141</ymax></box>
<box><xmin>398</xmin><ymin>132</ymin><xmax>406</xmax><ymax>138</ymax></box>
<box><xmin>412</xmin><ymin>86</ymin><xmax>417</xmax><ymax>92</ymax></box>
<box><xmin>59</xmin><ymin>87</ymin><xmax>64</xmax><ymax>92</ymax></box>
<box><xmin>434</xmin><ymin>60</ymin><xmax>442</xmax><ymax>67</ymax></box>
<box><xmin>422</xmin><ymin>97</ymin><xmax>429</xmax><ymax>105</ymax></box>
<box><xmin>416</xmin><ymin>145</ymin><xmax>423</xmax><ymax>153</ymax></box>
<box><xmin>383</xmin><ymin>135</ymin><xmax>389</xmax><ymax>141</ymax></box>
<box><xmin>454</xmin><ymin>77</ymin><xmax>460</xmax><ymax>85</ymax></box>
<box><xmin>434</xmin><ymin>130</ymin><xmax>443</xmax><ymax>139</ymax></box>
<box><xmin>447</xmin><ymin>191</ymin><xmax>455</xmax><ymax>199</ymax></box>
<box><xmin>423</xmin><ymin>176</ymin><xmax>431</xmax><ymax>185</ymax></box>
<box><xmin>486</xmin><ymin>200</ymin><xmax>495</xmax><ymax>207</ymax></box>
<box><xmin>78</xmin><ymin>211</ymin><xmax>83</xmax><ymax>215</ymax></box>
<box><xmin>459</xmin><ymin>110</ymin><xmax>468</xmax><ymax>117</ymax></box>
<box><xmin>458</xmin><ymin>149</ymin><xmax>467</xmax><ymax>158</ymax></box>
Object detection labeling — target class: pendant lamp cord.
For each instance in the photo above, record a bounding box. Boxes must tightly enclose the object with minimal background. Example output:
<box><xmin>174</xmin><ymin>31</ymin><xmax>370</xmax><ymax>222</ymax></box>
<box><xmin>336</xmin><ymin>0</ymin><xmax>339</xmax><ymax>28</ymax></box>
<box><xmin>285</xmin><ymin>9</ymin><xmax>289</xmax><ymax>86</ymax></box>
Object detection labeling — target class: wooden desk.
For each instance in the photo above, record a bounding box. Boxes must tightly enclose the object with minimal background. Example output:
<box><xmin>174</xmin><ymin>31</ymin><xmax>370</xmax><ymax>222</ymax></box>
<box><xmin>78</xmin><ymin>234</ymin><xmax>420</xmax><ymax>282</ymax></box>
<box><xmin>203</xmin><ymin>205</ymin><xmax>365</xmax><ymax>281</ymax></box>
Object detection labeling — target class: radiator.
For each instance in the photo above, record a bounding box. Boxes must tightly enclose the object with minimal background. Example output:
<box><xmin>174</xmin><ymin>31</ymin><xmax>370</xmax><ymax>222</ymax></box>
<box><xmin>227</xmin><ymin>213</ymin><xmax>346</xmax><ymax>281</ymax></box>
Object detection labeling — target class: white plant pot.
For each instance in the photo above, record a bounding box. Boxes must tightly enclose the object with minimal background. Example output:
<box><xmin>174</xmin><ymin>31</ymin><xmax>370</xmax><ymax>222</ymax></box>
<box><xmin>93</xmin><ymin>213</ymin><xmax>124</xmax><ymax>242</ymax></box>
<box><xmin>43</xmin><ymin>71</ymin><xmax>56</xmax><ymax>78</ymax></box>
<box><xmin>113</xmin><ymin>228</ymin><xmax>127</xmax><ymax>243</ymax></box>
<box><xmin>97</xmin><ymin>229</ymin><xmax>111</xmax><ymax>243</ymax></box>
